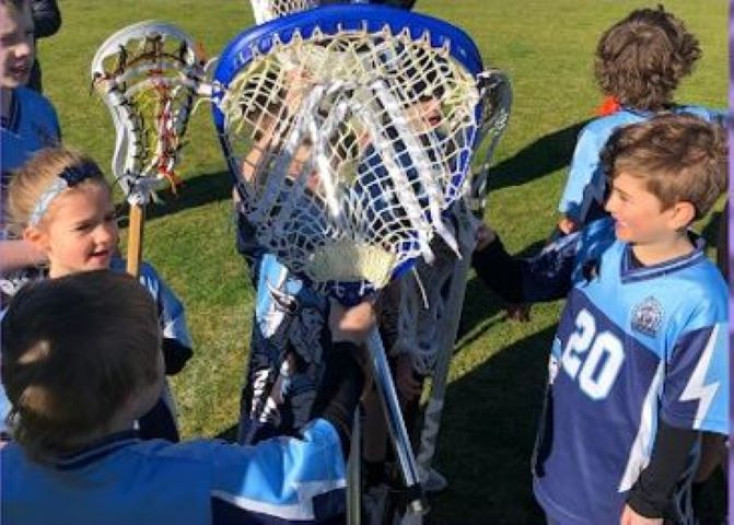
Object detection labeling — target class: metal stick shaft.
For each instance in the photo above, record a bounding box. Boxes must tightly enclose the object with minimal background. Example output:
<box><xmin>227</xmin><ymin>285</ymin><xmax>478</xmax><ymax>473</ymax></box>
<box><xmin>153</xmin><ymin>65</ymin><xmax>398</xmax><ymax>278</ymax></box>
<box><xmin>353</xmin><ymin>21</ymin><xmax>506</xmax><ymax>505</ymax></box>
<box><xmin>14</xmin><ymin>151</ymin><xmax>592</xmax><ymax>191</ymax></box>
<box><xmin>347</xmin><ymin>406</ymin><xmax>362</xmax><ymax>525</ymax></box>
<box><xmin>366</xmin><ymin>327</ymin><xmax>425</xmax><ymax>514</ymax></box>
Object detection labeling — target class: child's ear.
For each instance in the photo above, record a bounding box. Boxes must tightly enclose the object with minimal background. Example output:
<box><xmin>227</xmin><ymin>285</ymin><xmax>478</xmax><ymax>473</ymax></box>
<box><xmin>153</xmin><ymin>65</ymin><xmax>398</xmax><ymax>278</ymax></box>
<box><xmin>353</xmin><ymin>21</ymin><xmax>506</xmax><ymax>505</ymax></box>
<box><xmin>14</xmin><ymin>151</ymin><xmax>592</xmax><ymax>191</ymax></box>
<box><xmin>23</xmin><ymin>226</ymin><xmax>49</xmax><ymax>250</ymax></box>
<box><xmin>668</xmin><ymin>201</ymin><xmax>696</xmax><ymax>230</ymax></box>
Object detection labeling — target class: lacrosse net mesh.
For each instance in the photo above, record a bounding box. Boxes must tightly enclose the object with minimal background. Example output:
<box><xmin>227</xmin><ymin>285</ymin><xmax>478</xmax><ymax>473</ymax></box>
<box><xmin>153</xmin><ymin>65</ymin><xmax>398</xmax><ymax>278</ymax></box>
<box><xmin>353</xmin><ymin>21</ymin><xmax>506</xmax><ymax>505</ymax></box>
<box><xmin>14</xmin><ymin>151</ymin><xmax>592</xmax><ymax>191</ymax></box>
<box><xmin>250</xmin><ymin>0</ymin><xmax>320</xmax><ymax>23</ymax></box>
<box><xmin>217</xmin><ymin>22</ymin><xmax>485</xmax><ymax>301</ymax></box>
<box><xmin>91</xmin><ymin>22</ymin><xmax>207</xmax><ymax>204</ymax></box>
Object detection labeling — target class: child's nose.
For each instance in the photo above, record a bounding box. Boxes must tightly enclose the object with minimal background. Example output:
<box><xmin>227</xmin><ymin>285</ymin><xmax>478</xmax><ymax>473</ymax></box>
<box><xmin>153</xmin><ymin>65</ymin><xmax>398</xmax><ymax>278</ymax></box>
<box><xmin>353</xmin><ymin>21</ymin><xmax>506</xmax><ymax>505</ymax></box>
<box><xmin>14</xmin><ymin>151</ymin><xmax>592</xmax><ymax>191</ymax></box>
<box><xmin>14</xmin><ymin>40</ymin><xmax>33</xmax><ymax>59</ymax></box>
<box><xmin>97</xmin><ymin>223</ymin><xmax>117</xmax><ymax>243</ymax></box>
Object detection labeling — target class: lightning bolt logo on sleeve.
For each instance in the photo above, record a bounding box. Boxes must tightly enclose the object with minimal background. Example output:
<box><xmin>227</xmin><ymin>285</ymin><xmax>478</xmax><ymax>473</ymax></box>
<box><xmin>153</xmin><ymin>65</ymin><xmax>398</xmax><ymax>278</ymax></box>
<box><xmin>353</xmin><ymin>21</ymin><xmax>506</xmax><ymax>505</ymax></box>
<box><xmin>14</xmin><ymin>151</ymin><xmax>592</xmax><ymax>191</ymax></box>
<box><xmin>678</xmin><ymin>324</ymin><xmax>721</xmax><ymax>429</ymax></box>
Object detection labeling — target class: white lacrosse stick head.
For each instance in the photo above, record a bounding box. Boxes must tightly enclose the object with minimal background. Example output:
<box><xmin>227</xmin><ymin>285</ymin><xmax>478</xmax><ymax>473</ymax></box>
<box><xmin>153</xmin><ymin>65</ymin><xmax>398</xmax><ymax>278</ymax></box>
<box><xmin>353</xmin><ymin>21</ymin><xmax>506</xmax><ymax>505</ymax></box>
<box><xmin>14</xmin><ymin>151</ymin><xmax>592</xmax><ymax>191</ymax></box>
<box><xmin>250</xmin><ymin>0</ymin><xmax>319</xmax><ymax>24</ymax></box>
<box><xmin>214</xmin><ymin>5</ymin><xmax>502</xmax><ymax>304</ymax></box>
<box><xmin>91</xmin><ymin>21</ymin><xmax>209</xmax><ymax>205</ymax></box>
<box><xmin>249</xmin><ymin>0</ymin><xmax>416</xmax><ymax>25</ymax></box>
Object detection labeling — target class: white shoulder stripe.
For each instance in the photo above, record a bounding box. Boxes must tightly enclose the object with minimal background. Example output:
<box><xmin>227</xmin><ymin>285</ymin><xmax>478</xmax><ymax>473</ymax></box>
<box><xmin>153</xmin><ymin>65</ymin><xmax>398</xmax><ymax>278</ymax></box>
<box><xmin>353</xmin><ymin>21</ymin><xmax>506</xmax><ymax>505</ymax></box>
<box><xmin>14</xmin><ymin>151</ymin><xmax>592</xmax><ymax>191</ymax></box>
<box><xmin>211</xmin><ymin>478</ymin><xmax>346</xmax><ymax>521</ymax></box>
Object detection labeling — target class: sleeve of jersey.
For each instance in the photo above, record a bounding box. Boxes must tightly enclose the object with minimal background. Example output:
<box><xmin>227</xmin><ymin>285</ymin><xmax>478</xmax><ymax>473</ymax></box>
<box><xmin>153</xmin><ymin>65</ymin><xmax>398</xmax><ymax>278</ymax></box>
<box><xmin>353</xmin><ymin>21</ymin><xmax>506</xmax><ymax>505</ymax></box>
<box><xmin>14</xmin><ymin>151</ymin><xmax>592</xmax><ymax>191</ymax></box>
<box><xmin>472</xmin><ymin>231</ymin><xmax>580</xmax><ymax>303</ymax></box>
<box><xmin>557</xmin><ymin>126</ymin><xmax>600</xmax><ymax>219</ymax></box>
<box><xmin>208</xmin><ymin>418</ymin><xmax>347</xmax><ymax>524</ymax></box>
<box><xmin>138</xmin><ymin>262</ymin><xmax>192</xmax><ymax>347</ymax></box>
<box><xmin>661</xmin><ymin>320</ymin><xmax>728</xmax><ymax>435</ymax></box>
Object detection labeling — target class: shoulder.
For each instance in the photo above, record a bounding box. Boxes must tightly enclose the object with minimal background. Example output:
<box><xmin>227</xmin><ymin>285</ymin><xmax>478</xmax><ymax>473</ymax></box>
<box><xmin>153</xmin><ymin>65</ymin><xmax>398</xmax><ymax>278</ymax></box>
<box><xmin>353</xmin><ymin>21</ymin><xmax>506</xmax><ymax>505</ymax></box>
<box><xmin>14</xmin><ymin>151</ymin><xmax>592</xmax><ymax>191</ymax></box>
<box><xmin>110</xmin><ymin>258</ymin><xmax>168</xmax><ymax>297</ymax></box>
<box><xmin>15</xmin><ymin>87</ymin><xmax>58</xmax><ymax>120</ymax></box>
<box><xmin>578</xmin><ymin>111</ymin><xmax>647</xmax><ymax>138</ymax></box>
<box><xmin>674</xmin><ymin>105</ymin><xmax>726</xmax><ymax>123</ymax></box>
<box><xmin>675</xmin><ymin>259</ymin><xmax>727</xmax><ymax>325</ymax></box>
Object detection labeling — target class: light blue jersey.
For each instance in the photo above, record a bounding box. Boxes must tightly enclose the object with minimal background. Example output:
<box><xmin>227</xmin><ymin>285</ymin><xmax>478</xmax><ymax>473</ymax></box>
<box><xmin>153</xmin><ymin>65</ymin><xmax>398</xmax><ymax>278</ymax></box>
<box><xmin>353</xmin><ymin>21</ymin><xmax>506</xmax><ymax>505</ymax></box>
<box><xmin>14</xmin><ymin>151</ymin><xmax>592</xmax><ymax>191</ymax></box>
<box><xmin>558</xmin><ymin>106</ymin><xmax>724</xmax><ymax>226</ymax></box>
<box><xmin>0</xmin><ymin>86</ymin><xmax>60</xmax><ymax>191</ymax></box>
<box><xmin>525</xmin><ymin>220</ymin><xmax>728</xmax><ymax>524</ymax></box>
<box><xmin>1</xmin><ymin>418</ymin><xmax>347</xmax><ymax>524</ymax></box>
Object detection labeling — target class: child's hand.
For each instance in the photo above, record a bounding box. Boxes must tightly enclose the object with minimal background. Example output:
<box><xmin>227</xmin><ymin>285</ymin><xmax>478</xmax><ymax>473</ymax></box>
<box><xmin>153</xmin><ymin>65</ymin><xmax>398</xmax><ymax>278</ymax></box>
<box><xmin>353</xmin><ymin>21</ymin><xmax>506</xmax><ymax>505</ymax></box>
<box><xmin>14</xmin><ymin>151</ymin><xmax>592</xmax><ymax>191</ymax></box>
<box><xmin>395</xmin><ymin>354</ymin><xmax>422</xmax><ymax>401</ymax></box>
<box><xmin>620</xmin><ymin>504</ymin><xmax>662</xmax><ymax>525</ymax></box>
<box><xmin>557</xmin><ymin>216</ymin><xmax>578</xmax><ymax>235</ymax></box>
<box><xmin>505</xmin><ymin>303</ymin><xmax>531</xmax><ymax>322</ymax></box>
<box><xmin>474</xmin><ymin>223</ymin><xmax>497</xmax><ymax>251</ymax></box>
<box><xmin>329</xmin><ymin>299</ymin><xmax>376</xmax><ymax>345</ymax></box>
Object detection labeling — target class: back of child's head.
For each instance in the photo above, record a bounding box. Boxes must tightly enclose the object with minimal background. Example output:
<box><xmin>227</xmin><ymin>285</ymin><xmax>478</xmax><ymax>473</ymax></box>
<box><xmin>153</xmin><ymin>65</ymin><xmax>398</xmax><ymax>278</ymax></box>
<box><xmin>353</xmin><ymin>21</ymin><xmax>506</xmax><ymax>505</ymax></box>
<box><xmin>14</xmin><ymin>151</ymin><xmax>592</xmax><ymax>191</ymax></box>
<box><xmin>601</xmin><ymin>113</ymin><xmax>727</xmax><ymax>221</ymax></box>
<box><xmin>1</xmin><ymin>270</ymin><xmax>161</xmax><ymax>462</ymax></box>
<box><xmin>6</xmin><ymin>147</ymin><xmax>108</xmax><ymax>236</ymax></box>
<box><xmin>595</xmin><ymin>5</ymin><xmax>700</xmax><ymax>111</ymax></box>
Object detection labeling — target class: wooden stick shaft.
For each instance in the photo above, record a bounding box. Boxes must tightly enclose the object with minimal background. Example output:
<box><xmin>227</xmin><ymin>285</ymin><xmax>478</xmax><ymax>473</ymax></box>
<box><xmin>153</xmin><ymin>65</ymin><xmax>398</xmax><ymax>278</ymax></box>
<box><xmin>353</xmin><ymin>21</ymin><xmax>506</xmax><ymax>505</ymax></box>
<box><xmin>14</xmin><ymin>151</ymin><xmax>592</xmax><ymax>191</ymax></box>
<box><xmin>126</xmin><ymin>203</ymin><xmax>145</xmax><ymax>277</ymax></box>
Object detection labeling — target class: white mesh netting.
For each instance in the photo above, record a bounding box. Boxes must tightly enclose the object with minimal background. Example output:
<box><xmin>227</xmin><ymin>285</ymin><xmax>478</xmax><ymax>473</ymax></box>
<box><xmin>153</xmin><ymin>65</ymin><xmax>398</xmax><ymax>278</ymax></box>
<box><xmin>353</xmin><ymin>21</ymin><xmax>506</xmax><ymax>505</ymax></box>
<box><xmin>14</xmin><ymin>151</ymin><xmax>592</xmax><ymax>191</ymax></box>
<box><xmin>219</xmin><ymin>25</ymin><xmax>483</xmax><ymax>299</ymax></box>
<box><xmin>91</xmin><ymin>22</ymin><xmax>207</xmax><ymax>204</ymax></box>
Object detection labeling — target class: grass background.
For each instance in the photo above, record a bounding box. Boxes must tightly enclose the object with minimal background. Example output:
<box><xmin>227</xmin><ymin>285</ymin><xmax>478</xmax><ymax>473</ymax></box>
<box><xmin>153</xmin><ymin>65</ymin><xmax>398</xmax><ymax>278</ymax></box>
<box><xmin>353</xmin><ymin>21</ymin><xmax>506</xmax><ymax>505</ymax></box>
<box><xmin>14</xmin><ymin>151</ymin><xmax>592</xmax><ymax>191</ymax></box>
<box><xmin>38</xmin><ymin>1</ymin><xmax>727</xmax><ymax>523</ymax></box>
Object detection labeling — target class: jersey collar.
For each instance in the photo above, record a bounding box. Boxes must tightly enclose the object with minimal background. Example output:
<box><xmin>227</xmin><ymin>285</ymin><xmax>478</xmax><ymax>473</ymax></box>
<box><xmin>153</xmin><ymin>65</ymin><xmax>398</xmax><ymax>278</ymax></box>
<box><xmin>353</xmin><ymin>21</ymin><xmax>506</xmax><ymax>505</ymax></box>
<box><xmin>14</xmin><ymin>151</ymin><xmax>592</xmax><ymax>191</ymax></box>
<box><xmin>53</xmin><ymin>430</ymin><xmax>140</xmax><ymax>471</ymax></box>
<box><xmin>620</xmin><ymin>234</ymin><xmax>707</xmax><ymax>284</ymax></box>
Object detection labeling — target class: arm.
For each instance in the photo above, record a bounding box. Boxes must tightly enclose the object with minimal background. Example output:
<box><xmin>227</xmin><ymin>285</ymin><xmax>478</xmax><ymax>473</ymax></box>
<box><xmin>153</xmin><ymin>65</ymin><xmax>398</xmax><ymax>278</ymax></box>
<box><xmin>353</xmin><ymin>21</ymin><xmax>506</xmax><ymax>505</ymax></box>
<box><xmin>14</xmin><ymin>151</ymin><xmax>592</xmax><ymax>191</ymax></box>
<box><xmin>623</xmin><ymin>420</ymin><xmax>700</xmax><ymax>522</ymax></box>
<box><xmin>30</xmin><ymin>0</ymin><xmax>61</xmax><ymax>39</ymax></box>
<box><xmin>0</xmin><ymin>239</ymin><xmax>47</xmax><ymax>275</ymax></box>
<box><xmin>311</xmin><ymin>300</ymin><xmax>373</xmax><ymax>456</ymax></box>
<box><xmin>471</xmin><ymin>225</ymin><xmax>580</xmax><ymax>304</ymax></box>
<box><xmin>624</xmin><ymin>313</ymin><xmax>729</xmax><ymax>522</ymax></box>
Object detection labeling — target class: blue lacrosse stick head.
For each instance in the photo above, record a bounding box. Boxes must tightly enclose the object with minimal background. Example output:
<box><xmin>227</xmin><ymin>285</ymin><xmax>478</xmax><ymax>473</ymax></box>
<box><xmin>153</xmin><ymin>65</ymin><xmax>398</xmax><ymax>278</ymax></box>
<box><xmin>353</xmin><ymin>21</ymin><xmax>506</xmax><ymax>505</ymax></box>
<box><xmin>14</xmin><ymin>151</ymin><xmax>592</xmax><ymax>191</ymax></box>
<box><xmin>212</xmin><ymin>4</ymin><xmax>485</xmax><ymax>305</ymax></box>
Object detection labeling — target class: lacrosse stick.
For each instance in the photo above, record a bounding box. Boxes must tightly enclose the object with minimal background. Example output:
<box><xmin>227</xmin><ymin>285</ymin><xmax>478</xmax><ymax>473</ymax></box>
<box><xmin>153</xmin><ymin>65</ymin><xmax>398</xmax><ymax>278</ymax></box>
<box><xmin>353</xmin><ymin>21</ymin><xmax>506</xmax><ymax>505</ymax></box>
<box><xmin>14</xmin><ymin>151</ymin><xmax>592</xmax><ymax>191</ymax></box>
<box><xmin>248</xmin><ymin>0</ymin><xmax>416</xmax><ymax>24</ymax></box>
<box><xmin>411</xmin><ymin>69</ymin><xmax>512</xmax><ymax>497</ymax></box>
<box><xmin>250</xmin><ymin>0</ymin><xmax>319</xmax><ymax>24</ymax></box>
<box><xmin>91</xmin><ymin>21</ymin><xmax>208</xmax><ymax>276</ymax></box>
<box><xmin>212</xmin><ymin>4</ymin><xmax>493</xmax><ymax>513</ymax></box>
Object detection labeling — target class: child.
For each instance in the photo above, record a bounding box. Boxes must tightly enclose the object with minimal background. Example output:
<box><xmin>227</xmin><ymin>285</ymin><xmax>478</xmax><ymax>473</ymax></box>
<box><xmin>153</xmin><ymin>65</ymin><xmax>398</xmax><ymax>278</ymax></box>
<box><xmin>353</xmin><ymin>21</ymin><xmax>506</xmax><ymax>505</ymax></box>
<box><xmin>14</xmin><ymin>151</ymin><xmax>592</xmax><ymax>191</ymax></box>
<box><xmin>2</xmin><ymin>147</ymin><xmax>192</xmax><ymax>442</ymax></box>
<box><xmin>0</xmin><ymin>269</ymin><xmax>372</xmax><ymax>524</ymax></box>
<box><xmin>473</xmin><ymin>114</ymin><xmax>727</xmax><ymax>524</ymax></box>
<box><xmin>557</xmin><ymin>6</ymin><xmax>724</xmax><ymax>235</ymax></box>
<box><xmin>0</xmin><ymin>0</ymin><xmax>61</xmax><ymax>282</ymax></box>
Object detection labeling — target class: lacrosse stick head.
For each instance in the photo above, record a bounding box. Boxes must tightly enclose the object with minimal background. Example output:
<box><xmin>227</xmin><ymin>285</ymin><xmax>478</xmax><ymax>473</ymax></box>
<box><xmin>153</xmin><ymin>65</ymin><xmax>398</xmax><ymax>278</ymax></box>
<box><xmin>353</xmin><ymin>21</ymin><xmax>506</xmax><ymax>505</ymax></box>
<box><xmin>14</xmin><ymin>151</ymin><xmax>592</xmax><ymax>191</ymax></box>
<box><xmin>250</xmin><ymin>0</ymin><xmax>320</xmax><ymax>24</ymax></box>
<box><xmin>249</xmin><ymin>0</ymin><xmax>416</xmax><ymax>25</ymax></box>
<box><xmin>214</xmin><ymin>5</ymin><xmax>500</xmax><ymax>304</ymax></box>
<box><xmin>91</xmin><ymin>21</ymin><xmax>208</xmax><ymax>205</ymax></box>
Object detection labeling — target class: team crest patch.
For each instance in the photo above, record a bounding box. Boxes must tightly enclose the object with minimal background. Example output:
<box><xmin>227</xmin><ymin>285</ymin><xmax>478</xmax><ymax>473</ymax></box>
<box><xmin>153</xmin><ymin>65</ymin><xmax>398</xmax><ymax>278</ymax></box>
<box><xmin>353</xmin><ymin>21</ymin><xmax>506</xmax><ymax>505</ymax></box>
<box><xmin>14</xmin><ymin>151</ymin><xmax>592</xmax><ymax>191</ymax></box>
<box><xmin>631</xmin><ymin>296</ymin><xmax>663</xmax><ymax>337</ymax></box>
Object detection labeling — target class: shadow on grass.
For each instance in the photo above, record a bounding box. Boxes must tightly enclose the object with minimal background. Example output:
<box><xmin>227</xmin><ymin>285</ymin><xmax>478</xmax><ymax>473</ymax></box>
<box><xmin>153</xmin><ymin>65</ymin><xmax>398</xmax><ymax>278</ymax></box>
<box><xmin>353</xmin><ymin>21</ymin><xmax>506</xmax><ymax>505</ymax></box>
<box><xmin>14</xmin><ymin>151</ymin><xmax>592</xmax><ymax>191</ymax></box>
<box><xmin>216</xmin><ymin>423</ymin><xmax>239</xmax><ymax>442</ymax></box>
<box><xmin>116</xmin><ymin>169</ymin><xmax>232</xmax><ymax>228</ymax></box>
<box><xmin>428</xmin><ymin>325</ymin><xmax>554</xmax><ymax>525</ymax></box>
<box><xmin>487</xmin><ymin>119</ymin><xmax>590</xmax><ymax>191</ymax></box>
<box><xmin>457</xmin><ymin>239</ymin><xmax>548</xmax><ymax>350</ymax></box>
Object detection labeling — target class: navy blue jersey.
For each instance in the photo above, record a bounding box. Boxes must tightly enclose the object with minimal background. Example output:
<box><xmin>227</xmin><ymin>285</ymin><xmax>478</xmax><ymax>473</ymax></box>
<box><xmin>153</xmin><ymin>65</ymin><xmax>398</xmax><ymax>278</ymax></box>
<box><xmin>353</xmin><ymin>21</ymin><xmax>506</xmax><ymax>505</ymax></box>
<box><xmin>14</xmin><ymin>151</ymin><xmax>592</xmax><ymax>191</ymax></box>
<box><xmin>558</xmin><ymin>106</ymin><xmax>724</xmax><ymax>227</ymax></box>
<box><xmin>476</xmin><ymin>219</ymin><xmax>728</xmax><ymax>524</ymax></box>
<box><xmin>238</xmin><ymin>253</ymin><xmax>330</xmax><ymax>445</ymax></box>
<box><xmin>1</xmin><ymin>418</ymin><xmax>346</xmax><ymax>524</ymax></box>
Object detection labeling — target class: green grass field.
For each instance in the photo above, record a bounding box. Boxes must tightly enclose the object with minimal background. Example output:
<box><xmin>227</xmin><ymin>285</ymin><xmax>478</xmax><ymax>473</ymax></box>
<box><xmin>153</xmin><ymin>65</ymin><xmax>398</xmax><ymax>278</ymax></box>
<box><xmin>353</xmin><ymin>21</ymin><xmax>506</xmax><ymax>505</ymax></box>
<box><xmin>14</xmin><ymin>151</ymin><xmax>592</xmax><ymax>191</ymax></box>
<box><xmin>40</xmin><ymin>2</ymin><xmax>727</xmax><ymax>523</ymax></box>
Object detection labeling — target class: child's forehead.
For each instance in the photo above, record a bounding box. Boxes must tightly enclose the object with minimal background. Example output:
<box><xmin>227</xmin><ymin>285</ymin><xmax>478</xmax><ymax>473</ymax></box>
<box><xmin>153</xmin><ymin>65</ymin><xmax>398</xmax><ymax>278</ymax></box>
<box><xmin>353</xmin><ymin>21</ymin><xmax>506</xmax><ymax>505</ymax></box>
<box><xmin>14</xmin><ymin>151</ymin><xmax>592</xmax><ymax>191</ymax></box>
<box><xmin>0</xmin><ymin>1</ymin><xmax>32</xmax><ymax>31</ymax></box>
<box><xmin>611</xmin><ymin>171</ymin><xmax>661</xmax><ymax>199</ymax></box>
<box><xmin>52</xmin><ymin>180</ymin><xmax>113</xmax><ymax>210</ymax></box>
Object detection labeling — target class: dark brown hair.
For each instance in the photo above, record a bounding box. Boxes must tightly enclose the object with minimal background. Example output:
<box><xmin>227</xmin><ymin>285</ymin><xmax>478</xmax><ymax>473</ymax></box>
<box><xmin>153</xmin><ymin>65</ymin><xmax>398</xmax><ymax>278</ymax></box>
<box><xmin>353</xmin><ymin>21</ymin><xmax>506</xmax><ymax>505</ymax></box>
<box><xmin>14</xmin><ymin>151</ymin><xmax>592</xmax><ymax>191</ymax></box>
<box><xmin>1</xmin><ymin>270</ymin><xmax>161</xmax><ymax>461</ymax></box>
<box><xmin>601</xmin><ymin>113</ymin><xmax>727</xmax><ymax>220</ymax></box>
<box><xmin>594</xmin><ymin>6</ymin><xmax>701</xmax><ymax>111</ymax></box>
